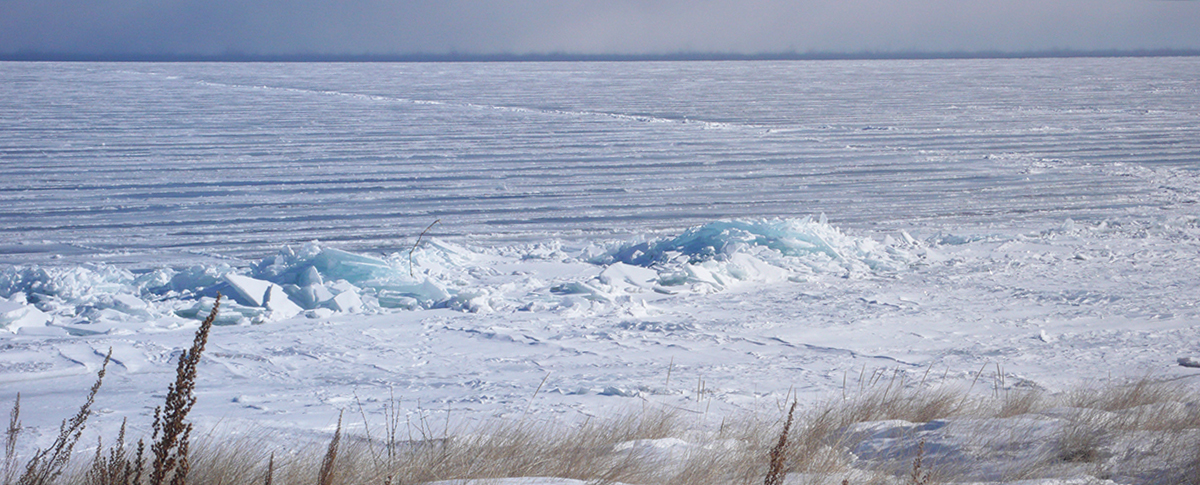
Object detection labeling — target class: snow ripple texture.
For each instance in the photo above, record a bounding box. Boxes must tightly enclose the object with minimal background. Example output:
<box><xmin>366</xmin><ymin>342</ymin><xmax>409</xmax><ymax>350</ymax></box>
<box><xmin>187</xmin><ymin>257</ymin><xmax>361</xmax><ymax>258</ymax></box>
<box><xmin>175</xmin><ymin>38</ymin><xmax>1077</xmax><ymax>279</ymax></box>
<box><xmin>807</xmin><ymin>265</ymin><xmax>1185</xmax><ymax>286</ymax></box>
<box><xmin>2</xmin><ymin>59</ymin><xmax>1198</xmax><ymax>263</ymax></box>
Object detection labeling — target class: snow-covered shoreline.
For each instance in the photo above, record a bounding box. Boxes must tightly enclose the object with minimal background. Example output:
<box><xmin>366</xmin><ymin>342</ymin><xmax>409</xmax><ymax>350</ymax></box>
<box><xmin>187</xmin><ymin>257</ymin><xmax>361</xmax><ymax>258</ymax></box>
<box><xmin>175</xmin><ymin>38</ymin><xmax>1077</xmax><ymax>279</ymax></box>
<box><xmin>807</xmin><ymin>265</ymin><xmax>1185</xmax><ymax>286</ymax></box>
<box><xmin>4</xmin><ymin>214</ymin><xmax>1200</xmax><ymax>466</ymax></box>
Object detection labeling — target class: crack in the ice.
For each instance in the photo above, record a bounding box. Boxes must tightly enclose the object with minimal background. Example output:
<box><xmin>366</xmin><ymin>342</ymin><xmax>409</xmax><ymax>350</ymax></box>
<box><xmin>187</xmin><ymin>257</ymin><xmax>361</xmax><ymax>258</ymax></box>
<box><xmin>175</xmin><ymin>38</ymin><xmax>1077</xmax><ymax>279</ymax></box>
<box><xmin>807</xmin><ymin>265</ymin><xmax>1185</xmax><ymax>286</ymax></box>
<box><xmin>767</xmin><ymin>337</ymin><xmax>920</xmax><ymax>367</ymax></box>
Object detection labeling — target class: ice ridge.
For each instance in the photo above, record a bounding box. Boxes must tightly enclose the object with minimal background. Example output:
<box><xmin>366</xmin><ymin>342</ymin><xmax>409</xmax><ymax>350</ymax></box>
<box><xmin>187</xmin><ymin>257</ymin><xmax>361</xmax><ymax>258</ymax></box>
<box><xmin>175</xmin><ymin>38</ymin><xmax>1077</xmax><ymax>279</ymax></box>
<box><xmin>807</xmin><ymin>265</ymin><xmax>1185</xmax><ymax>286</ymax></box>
<box><xmin>594</xmin><ymin>217</ymin><xmax>914</xmax><ymax>274</ymax></box>
<box><xmin>0</xmin><ymin>217</ymin><xmax>917</xmax><ymax>333</ymax></box>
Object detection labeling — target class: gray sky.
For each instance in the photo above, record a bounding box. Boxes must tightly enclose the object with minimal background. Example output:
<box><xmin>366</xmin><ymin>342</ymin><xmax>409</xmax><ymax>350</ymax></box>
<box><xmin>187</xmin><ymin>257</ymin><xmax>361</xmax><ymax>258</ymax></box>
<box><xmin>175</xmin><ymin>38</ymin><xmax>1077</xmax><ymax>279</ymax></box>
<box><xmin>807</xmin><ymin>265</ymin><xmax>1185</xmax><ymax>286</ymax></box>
<box><xmin>3</xmin><ymin>0</ymin><xmax>1199</xmax><ymax>57</ymax></box>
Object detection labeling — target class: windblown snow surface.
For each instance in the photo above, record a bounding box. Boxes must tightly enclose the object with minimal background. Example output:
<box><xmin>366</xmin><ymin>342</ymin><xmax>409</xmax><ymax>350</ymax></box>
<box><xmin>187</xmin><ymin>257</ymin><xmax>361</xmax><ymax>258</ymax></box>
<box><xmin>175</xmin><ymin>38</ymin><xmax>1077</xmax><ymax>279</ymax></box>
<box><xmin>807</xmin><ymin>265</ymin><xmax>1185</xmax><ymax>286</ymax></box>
<box><xmin>2</xmin><ymin>58</ymin><xmax>1200</xmax><ymax>483</ymax></box>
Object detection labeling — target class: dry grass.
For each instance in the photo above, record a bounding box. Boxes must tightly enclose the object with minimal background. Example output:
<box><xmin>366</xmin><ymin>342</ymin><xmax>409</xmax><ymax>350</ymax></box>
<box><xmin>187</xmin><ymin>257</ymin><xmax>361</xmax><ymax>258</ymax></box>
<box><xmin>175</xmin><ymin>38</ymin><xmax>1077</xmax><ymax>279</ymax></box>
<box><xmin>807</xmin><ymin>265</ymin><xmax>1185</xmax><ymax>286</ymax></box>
<box><xmin>1053</xmin><ymin>408</ymin><xmax>1109</xmax><ymax>465</ymax></box>
<box><xmin>6</xmin><ymin>357</ymin><xmax>1200</xmax><ymax>484</ymax></box>
<box><xmin>388</xmin><ymin>409</ymin><xmax>677</xmax><ymax>484</ymax></box>
<box><xmin>842</xmin><ymin>368</ymin><xmax>978</xmax><ymax>425</ymax></box>
<box><xmin>2</xmin><ymin>296</ymin><xmax>221</xmax><ymax>485</ymax></box>
<box><xmin>244</xmin><ymin>409</ymin><xmax>682</xmax><ymax>485</ymax></box>
<box><xmin>1027</xmin><ymin>377</ymin><xmax>1200</xmax><ymax>484</ymax></box>
<box><xmin>994</xmin><ymin>388</ymin><xmax>1043</xmax><ymax>419</ymax></box>
<box><xmin>178</xmin><ymin>433</ymin><xmax>278</xmax><ymax>485</ymax></box>
<box><xmin>773</xmin><ymin>373</ymin><xmax>1200</xmax><ymax>484</ymax></box>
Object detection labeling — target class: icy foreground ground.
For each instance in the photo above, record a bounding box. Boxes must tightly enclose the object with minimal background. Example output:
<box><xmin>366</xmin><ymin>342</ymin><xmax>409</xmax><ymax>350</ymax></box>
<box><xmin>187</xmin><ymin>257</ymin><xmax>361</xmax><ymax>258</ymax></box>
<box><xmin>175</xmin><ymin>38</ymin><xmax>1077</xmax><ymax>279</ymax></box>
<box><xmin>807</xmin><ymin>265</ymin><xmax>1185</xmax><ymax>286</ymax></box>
<box><xmin>2</xmin><ymin>59</ymin><xmax>1200</xmax><ymax>482</ymax></box>
<box><xmin>4</xmin><ymin>214</ymin><xmax>1200</xmax><ymax>483</ymax></box>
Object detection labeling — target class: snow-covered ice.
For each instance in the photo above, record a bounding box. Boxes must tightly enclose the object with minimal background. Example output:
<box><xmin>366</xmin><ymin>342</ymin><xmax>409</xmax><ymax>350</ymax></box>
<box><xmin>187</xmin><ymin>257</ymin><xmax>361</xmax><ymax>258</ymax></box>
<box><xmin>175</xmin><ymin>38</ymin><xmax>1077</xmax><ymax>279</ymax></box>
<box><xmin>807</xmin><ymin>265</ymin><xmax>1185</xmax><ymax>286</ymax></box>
<box><xmin>1</xmin><ymin>58</ymin><xmax>1199</xmax><ymax>482</ymax></box>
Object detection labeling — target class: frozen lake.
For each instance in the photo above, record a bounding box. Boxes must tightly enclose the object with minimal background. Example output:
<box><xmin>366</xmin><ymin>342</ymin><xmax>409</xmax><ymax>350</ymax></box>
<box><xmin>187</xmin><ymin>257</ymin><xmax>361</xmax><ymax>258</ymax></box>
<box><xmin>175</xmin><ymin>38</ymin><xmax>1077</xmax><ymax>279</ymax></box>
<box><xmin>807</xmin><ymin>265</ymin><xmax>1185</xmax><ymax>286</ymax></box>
<box><xmin>2</xmin><ymin>58</ymin><xmax>1200</xmax><ymax>482</ymax></box>
<box><xmin>3</xmin><ymin>58</ymin><xmax>1198</xmax><ymax>265</ymax></box>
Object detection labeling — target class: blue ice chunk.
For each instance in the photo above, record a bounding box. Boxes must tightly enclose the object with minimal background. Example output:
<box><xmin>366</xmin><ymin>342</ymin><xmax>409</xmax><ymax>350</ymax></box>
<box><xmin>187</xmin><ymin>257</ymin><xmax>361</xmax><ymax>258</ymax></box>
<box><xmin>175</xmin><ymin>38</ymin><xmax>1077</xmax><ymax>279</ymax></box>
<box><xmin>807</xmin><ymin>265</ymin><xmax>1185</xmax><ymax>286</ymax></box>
<box><xmin>602</xmin><ymin>218</ymin><xmax>843</xmax><ymax>266</ymax></box>
<box><xmin>298</xmin><ymin>266</ymin><xmax>323</xmax><ymax>287</ymax></box>
<box><xmin>247</xmin><ymin>243</ymin><xmax>455</xmax><ymax>310</ymax></box>
<box><xmin>166</xmin><ymin>264</ymin><xmax>236</xmax><ymax>294</ymax></box>
<box><xmin>175</xmin><ymin>297</ymin><xmax>262</xmax><ymax>325</ymax></box>
<box><xmin>311</xmin><ymin>248</ymin><xmax>397</xmax><ymax>282</ymax></box>
<box><xmin>252</xmin><ymin>244</ymin><xmax>401</xmax><ymax>286</ymax></box>
<box><xmin>294</xmin><ymin>284</ymin><xmax>335</xmax><ymax>309</ymax></box>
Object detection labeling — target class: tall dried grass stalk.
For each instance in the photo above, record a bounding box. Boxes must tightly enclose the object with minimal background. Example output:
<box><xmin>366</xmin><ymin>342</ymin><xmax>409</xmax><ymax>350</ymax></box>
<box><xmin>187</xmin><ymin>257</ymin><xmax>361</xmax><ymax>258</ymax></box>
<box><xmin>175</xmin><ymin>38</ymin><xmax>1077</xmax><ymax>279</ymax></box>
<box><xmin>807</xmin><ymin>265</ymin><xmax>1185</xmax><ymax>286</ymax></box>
<box><xmin>131</xmin><ymin>440</ymin><xmax>145</xmax><ymax>485</ymax></box>
<box><xmin>317</xmin><ymin>413</ymin><xmax>342</xmax><ymax>485</ymax></box>
<box><xmin>3</xmin><ymin>394</ymin><xmax>20</xmax><ymax>485</ymax></box>
<box><xmin>263</xmin><ymin>453</ymin><xmax>273</xmax><ymax>485</ymax></box>
<box><xmin>764</xmin><ymin>400</ymin><xmax>797</xmax><ymax>485</ymax></box>
<box><xmin>908</xmin><ymin>439</ymin><xmax>929</xmax><ymax>485</ymax></box>
<box><xmin>149</xmin><ymin>293</ymin><xmax>221</xmax><ymax>485</ymax></box>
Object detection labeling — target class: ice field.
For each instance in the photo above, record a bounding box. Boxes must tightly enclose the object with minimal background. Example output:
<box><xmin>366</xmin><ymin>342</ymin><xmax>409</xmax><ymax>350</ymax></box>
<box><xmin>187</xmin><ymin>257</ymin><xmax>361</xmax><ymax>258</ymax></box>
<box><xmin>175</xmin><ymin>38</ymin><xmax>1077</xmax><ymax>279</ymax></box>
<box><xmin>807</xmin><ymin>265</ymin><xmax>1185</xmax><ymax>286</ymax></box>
<box><xmin>2</xmin><ymin>58</ymin><xmax>1200</xmax><ymax>482</ymax></box>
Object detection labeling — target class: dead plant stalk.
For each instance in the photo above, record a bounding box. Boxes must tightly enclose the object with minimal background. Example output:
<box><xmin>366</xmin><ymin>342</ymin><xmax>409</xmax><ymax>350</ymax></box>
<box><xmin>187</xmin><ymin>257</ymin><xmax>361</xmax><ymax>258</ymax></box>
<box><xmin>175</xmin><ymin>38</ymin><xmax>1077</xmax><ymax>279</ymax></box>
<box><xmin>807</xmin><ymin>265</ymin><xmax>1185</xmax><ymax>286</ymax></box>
<box><xmin>148</xmin><ymin>293</ymin><xmax>222</xmax><ymax>485</ymax></box>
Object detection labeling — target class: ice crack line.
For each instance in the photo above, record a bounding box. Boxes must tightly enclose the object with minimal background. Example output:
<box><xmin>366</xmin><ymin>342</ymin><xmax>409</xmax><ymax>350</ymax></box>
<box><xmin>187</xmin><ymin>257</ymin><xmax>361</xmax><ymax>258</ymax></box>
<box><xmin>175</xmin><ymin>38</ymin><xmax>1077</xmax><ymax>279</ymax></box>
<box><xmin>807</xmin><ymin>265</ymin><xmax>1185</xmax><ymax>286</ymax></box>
<box><xmin>181</xmin><ymin>77</ymin><xmax>761</xmax><ymax>132</ymax></box>
<box><xmin>767</xmin><ymin>337</ymin><xmax>920</xmax><ymax>367</ymax></box>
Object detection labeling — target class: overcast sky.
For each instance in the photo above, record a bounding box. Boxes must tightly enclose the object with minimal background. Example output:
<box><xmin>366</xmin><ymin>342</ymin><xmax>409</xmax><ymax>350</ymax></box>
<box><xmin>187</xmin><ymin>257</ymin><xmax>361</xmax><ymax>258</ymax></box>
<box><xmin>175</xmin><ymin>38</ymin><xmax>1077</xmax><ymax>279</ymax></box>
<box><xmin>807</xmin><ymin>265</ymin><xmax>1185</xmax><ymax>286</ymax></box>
<box><xmin>3</xmin><ymin>0</ymin><xmax>1199</xmax><ymax>57</ymax></box>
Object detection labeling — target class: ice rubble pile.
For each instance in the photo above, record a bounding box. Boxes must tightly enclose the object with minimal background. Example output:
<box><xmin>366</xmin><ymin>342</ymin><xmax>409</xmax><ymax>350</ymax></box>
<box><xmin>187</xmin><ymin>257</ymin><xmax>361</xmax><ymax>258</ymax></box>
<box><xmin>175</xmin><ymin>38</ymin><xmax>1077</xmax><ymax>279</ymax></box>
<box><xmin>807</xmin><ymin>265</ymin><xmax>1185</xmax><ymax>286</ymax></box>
<box><xmin>541</xmin><ymin>217</ymin><xmax>917</xmax><ymax>304</ymax></box>
<box><xmin>591</xmin><ymin>217</ymin><xmax>915</xmax><ymax>277</ymax></box>
<box><xmin>0</xmin><ymin>264</ymin><xmax>159</xmax><ymax>332</ymax></box>
<box><xmin>0</xmin><ymin>241</ymin><xmax>473</xmax><ymax>329</ymax></box>
<box><xmin>0</xmin><ymin>218</ymin><xmax>918</xmax><ymax>332</ymax></box>
<box><xmin>168</xmin><ymin>239</ymin><xmax>477</xmax><ymax>325</ymax></box>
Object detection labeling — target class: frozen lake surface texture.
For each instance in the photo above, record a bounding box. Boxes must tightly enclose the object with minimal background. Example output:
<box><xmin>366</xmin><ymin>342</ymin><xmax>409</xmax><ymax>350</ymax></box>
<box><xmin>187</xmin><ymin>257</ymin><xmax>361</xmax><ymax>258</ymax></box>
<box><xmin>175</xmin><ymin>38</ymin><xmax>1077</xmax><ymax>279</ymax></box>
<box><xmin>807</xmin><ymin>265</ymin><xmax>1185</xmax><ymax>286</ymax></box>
<box><xmin>2</xmin><ymin>58</ymin><xmax>1200</xmax><ymax>481</ymax></box>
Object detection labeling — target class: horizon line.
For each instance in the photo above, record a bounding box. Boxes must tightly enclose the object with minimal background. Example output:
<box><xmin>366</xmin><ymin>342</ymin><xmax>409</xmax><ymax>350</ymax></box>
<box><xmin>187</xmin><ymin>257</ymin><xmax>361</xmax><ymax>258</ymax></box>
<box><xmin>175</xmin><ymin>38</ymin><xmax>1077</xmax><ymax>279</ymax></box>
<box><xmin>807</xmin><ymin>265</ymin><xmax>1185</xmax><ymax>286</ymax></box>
<box><xmin>3</xmin><ymin>48</ymin><xmax>1199</xmax><ymax>62</ymax></box>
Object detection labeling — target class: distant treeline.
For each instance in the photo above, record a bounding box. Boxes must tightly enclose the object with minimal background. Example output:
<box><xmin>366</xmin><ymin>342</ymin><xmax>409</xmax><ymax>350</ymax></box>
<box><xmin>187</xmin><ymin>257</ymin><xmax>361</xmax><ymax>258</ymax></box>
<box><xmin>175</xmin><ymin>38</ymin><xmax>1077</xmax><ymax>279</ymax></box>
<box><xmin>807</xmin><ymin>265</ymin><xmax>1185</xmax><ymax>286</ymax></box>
<box><xmin>3</xmin><ymin>49</ymin><xmax>1200</xmax><ymax>62</ymax></box>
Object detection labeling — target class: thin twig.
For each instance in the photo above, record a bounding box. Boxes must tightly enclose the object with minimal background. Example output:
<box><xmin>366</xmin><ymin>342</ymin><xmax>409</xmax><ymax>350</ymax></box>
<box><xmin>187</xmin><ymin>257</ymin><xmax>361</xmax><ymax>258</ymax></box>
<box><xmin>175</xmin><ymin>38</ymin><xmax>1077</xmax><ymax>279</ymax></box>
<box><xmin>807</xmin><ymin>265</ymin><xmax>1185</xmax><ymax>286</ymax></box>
<box><xmin>409</xmin><ymin>219</ymin><xmax>441</xmax><ymax>277</ymax></box>
<box><xmin>263</xmin><ymin>453</ymin><xmax>273</xmax><ymax>485</ymax></box>
<box><xmin>521</xmin><ymin>372</ymin><xmax>551</xmax><ymax>422</ymax></box>
<box><xmin>353</xmin><ymin>392</ymin><xmax>379</xmax><ymax>467</ymax></box>
<box><xmin>318</xmin><ymin>412</ymin><xmax>342</xmax><ymax>485</ymax></box>
<box><xmin>665</xmin><ymin>357</ymin><xmax>673</xmax><ymax>393</ymax></box>
<box><xmin>955</xmin><ymin>362</ymin><xmax>989</xmax><ymax>413</ymax></box>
